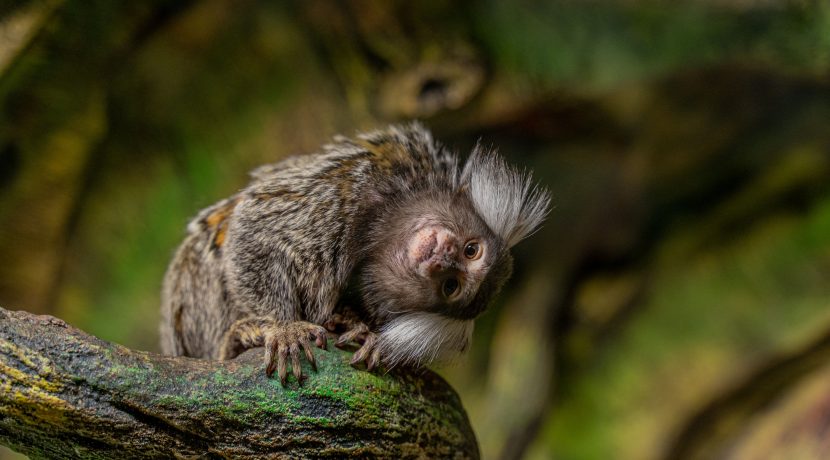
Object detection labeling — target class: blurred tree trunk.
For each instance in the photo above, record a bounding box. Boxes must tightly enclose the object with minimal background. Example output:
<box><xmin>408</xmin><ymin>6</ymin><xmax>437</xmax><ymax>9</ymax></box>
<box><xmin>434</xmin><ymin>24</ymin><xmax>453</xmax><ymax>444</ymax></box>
<box><xmin>0</xmin><ymin>0</ymin><xmax>197</xmax><ymax>313</ymax></box>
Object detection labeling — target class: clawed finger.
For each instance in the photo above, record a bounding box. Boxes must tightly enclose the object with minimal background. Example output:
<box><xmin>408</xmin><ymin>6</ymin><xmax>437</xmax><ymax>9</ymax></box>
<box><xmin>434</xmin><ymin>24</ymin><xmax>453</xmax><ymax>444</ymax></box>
<box><xmin>289</xmin><ymin>343</ymin><xmax>303</xmax><ymax>383</ymax></box>
<box><xmin>350</xmin><ymin>343</ymin><xmax>373</xmax><ymax>366</ymax></box>
<box><xmin>349</xmin><ymin>333</ymin><xmax>381</xmax><ymax>370</ymax></box>
<box><xmin>313</xmin><ymin>327</ymin><xmax>328</xmax><ymax>350</ymax></box>
<box><xmin>336</xmin><ymin>329</ymin><xmax>360</xmax><ymax>348</ymax></box>
<box><xmin>301</xmin><ymin>339</ymin><xmax>316</xmax><ymax>372</ymax></box>
<box><xmin>277</xmin><ymin>343</ymin><xmax>289</xmax><ymax>386</ymax></box>
<box><xmin>366</xmin><ymin>347</ymin><xmax>381</xmax><ymax>371</ymax></box>
<box><xmin>336</xmin><ymin>323</ymin><xmax>370</xmax><ymax>348</ymax></box>
<box><xmin>265</xmin><ymin>338</ymin><xmax>278</xmax><ymax>377</ymax></box>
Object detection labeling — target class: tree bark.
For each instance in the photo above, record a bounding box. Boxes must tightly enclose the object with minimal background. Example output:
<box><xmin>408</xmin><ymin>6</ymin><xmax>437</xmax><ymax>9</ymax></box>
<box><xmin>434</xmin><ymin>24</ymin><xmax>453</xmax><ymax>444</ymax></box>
<box><xmin>0</xmin><ymin>307</ymin><xmax>479</xmax><ymax>459</ymax></box>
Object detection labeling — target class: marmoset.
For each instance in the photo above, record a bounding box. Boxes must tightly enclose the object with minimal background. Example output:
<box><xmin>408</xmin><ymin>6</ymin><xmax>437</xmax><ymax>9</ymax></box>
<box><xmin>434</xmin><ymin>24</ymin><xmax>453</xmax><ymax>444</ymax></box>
<box><xmin>160</xmin><ymin>123</ymin><xmax>549</xmax><ymax>385</ymax></box>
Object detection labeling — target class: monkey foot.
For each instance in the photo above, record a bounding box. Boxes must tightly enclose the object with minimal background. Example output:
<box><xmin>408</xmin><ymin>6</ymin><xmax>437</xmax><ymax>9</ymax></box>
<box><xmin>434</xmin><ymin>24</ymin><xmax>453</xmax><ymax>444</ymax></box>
<box><xmin>331</xmin><ymin>321</ymin><xmax>382</xmax><ymax>371</ymax></box>
<box><xmin>262</xmin><ymin>321</ymin><xmax>328</xmax><ymax>386</ymax></box>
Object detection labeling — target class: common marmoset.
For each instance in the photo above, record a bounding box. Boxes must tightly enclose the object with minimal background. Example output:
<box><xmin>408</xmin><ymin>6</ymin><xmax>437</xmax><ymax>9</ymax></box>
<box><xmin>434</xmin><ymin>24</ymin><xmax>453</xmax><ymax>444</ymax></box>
<box><xmin>160</xmin><ymin>123</ymin><xmax>549</xmax><ymax>385</ymax></box>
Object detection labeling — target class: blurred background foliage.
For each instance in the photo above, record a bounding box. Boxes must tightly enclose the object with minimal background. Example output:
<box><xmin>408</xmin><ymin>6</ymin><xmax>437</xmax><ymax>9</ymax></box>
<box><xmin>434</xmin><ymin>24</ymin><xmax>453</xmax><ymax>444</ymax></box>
<box><xmin>2</xmin><ymin>0</ymin><xmax>830</xmax><ymax>459</ymax></box>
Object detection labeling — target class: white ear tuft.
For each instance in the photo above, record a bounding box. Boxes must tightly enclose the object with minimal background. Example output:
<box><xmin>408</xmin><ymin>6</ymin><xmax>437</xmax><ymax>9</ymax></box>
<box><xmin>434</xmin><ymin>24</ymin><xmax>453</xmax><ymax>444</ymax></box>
<box><xmin>462</xmin><ymin>145</ymin><xmax>551</xmax><ymax>247</ymax></box>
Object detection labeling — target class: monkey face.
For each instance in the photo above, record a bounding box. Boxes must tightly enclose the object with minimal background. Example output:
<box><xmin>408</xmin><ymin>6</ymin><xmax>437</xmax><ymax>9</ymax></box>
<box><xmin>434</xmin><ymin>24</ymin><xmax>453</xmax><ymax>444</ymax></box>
<box><xmin>360</xmin><ymin>192</ymin><xmax>513</xmax><ymax>324</ymax></box>
<box><xmin>404</xmin><ymin>222</ymin><xmax>491</xmax><ymax>317</ymax></box>
<box><xmin>390</xmin><ymin>194</ymin><xmax>512</xmax><ymax>320</ymax></box>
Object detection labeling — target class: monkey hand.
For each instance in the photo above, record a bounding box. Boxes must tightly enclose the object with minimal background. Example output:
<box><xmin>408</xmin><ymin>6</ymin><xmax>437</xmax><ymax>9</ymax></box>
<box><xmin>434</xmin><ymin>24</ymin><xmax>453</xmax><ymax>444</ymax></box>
<box><xmin>329</xmin><ymin>319</ymin><xmax>382</xmax><ymax>371</ymax></box>
<box><xmin>220</xmin><ymin>317</ymin><xmax>328</xmax><ymax>386</ymax></box>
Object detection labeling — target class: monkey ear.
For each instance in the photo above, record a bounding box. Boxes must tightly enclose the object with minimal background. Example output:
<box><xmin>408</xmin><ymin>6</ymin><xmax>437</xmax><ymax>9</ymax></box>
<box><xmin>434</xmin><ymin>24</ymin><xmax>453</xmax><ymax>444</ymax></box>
<box><xmin>461</xmin><ymin>144</ymin><xmax>551</xmax><ymax>247</ymax></box>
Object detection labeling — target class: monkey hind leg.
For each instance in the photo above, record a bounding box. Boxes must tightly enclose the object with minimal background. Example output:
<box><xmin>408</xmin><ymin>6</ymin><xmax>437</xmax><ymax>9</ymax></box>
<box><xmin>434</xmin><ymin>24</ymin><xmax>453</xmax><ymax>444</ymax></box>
<box><xmin>220</xmin><ymin>317</ymin><xmax>329</xmax><ymax>386</ymax></box>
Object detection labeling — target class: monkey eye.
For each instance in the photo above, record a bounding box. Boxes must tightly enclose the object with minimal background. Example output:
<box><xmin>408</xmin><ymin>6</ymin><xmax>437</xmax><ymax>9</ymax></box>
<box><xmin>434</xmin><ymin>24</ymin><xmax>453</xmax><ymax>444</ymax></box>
<box><xmin>442</xmin><ymin>278</ymin><xmax>460</xmax><ymax>299</ymax></box>
<box><xmin>463</xmin><ymin>241</ymin><xmax>482</xmax><ymax>260</ymax></box>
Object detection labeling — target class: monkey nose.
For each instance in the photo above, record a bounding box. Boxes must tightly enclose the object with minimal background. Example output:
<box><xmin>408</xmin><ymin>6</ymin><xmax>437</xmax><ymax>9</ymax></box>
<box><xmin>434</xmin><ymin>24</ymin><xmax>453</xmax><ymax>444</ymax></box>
<box><xmin>442</xmin><ymin>251</ymin><xmax>459</xmax><ymax>267</ymax></box>
<box><xmin>427</xmin><ymin>254</ymin><xmax>461</xmax><ymax>275</ymax></box>
<box><xmin>426</xmin><ymin>260</ymin><xmax>446</xmax><ymax>276</ymax></box>
<box><xmin>435</xmin><ymin>240</ymin><xmax>457</xmax><ymax>259</ymax></box>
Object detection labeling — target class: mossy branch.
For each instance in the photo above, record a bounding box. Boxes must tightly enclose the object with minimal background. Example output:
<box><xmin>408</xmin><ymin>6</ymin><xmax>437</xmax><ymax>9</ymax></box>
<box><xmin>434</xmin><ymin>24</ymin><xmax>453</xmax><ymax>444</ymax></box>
<box><xmin>0</xmin><ymin>307</ymin><xmax>479</xmax><ymax>459</ymax></box>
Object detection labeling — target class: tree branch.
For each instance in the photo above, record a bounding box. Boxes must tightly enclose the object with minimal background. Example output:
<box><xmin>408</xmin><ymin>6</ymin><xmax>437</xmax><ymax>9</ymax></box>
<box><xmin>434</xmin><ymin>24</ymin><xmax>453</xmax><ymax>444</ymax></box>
<box><xmin>0</xmin><ymin>307</ymin><xmax>479</xmax><ymax>459</ymax></box>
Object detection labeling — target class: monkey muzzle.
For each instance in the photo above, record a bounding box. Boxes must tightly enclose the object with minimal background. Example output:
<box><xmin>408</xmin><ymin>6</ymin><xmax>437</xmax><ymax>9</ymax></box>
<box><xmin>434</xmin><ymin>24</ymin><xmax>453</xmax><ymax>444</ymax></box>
<box><xmin>408</xmin><ymin>225</ymin><xmax>460</xmax><ymax>277</ymax></box>
<box><xmin>426</xmin><ymin>253</ymin><xmax>461</xmax><ymax>275</ymax></box>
